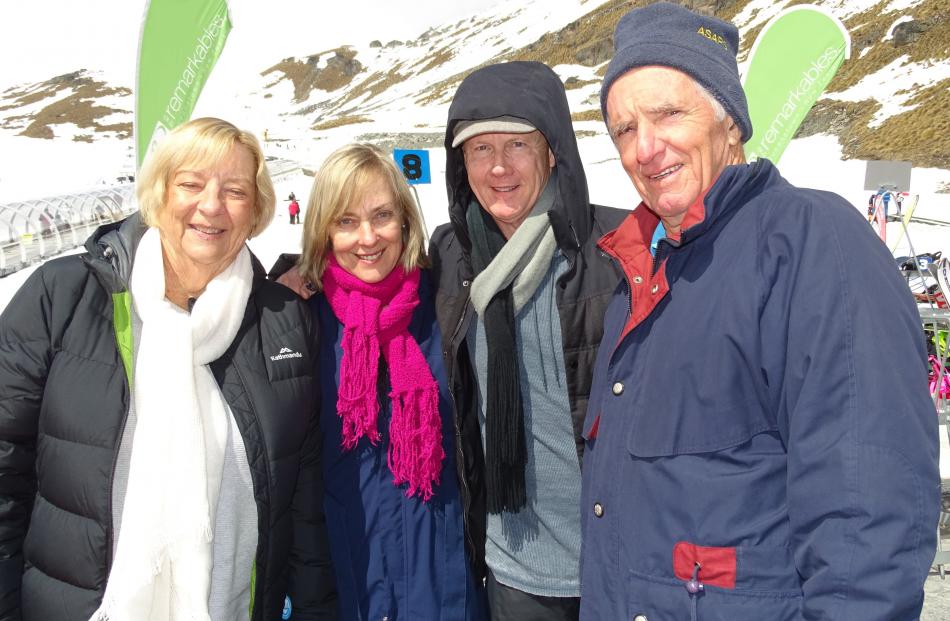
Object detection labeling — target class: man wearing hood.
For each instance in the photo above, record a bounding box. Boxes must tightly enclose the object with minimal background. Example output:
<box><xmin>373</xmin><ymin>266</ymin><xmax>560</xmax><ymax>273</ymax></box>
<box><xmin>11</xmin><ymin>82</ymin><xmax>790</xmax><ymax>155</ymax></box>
<box><xmin>429</xmin><ymin>61</ymin><xmax>625</xmax><ymax>619</ymax></box>
<box><xmin>580</xmin><ymin>4</ymin><xmax>938</xmax><ymax>620</ymax></box>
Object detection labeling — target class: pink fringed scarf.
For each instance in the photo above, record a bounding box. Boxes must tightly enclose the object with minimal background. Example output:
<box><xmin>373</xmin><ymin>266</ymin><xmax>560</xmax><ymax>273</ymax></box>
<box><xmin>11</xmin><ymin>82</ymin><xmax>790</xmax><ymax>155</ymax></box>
<box><xmin>322</xmin><ymin>255</ymin><xmax>444</xmax><ymax>500</ymax></box>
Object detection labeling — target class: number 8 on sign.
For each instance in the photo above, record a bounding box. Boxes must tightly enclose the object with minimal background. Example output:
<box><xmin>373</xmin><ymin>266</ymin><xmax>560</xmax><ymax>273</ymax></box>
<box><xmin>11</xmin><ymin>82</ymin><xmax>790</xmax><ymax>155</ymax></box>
<box><xmin>393</xmin><ymin>149</ymin><xmax>431</xmax><ymax>185</ymax></box>
<box><xmin>402</xmin><ymin>154</ymin><xmax>422</xmax><ymax>180</ymax></box>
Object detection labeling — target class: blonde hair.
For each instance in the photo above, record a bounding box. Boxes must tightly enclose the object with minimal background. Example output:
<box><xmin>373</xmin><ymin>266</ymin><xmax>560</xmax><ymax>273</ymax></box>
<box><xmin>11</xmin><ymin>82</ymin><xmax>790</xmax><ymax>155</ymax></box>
<box><xmin>298</xmin><ymin>143</ymin><xmax>428</xmax><ymax>289</ymax></box>
<box><xmin>136</xmin><ymin>117</ymin><xmax>275</xmax><ymax>238</ymax></box>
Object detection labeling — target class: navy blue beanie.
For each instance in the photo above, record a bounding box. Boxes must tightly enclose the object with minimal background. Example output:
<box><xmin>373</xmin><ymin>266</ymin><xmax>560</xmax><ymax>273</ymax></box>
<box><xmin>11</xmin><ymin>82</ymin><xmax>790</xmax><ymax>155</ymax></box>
<box><xmin>600</xmin><ymin>2</ymin><xmax>752</xmax><ymax>142</ymax></box>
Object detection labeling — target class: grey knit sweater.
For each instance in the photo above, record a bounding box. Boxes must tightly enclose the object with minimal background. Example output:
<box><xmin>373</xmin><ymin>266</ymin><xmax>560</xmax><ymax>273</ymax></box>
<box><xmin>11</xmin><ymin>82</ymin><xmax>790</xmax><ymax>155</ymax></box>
<box><xmin>468</xmin><ymin>252</ymin><xmax>582</xmax><ymax>597</ymax></box>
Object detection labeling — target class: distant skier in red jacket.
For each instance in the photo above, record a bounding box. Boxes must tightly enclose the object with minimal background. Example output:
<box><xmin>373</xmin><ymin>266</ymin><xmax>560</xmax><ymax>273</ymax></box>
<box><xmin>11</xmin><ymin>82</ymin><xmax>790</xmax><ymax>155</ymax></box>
<box><xmin>288</xmin><ymin>196</ymin><xmax>301</xmax><ymax>224</ymax></box>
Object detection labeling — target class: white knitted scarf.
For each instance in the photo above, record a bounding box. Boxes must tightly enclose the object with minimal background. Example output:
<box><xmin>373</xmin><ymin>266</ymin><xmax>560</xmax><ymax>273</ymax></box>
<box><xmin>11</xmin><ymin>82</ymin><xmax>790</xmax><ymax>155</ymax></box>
<box><xmin>91</xmin><ymin>227</ymin><xmax>252</xmax><ymax>621</ymax></box>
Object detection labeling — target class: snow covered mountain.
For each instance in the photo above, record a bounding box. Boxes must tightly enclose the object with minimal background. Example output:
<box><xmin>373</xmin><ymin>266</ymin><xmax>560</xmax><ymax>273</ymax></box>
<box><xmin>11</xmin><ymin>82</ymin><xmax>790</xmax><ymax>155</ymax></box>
<box><xmin>1</xmin><ymin>0</ymin><xmax>948</xmax><ymax>202</ymax></box>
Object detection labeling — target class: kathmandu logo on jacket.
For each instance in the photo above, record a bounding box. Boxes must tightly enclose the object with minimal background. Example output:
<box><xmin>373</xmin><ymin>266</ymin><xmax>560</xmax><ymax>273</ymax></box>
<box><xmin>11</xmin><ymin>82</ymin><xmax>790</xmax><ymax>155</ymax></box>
<box><xmin>270</xmin><ymin>346</ymin><xmax>303</xmax><ymax>361</ymax></box>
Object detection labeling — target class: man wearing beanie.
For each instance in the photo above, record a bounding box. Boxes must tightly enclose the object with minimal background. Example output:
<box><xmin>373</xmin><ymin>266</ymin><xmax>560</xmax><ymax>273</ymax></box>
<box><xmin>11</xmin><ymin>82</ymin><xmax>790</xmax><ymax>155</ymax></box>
<box><xmin>580</xmin><ymin>2</ymin><xmax>938</xmax><ymax>620</ymax></box>
<box><xmin>429</xmin><ymin>61</ymin><xmax>625</xmax><ymax>620</ymax></box>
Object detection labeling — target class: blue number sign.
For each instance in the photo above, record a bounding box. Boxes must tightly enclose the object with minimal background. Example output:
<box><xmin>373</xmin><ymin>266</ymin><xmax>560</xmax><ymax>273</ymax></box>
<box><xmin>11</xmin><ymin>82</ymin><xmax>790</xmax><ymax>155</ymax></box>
<box><xmin>393</xmin><ymin>149</ymin><xmax>431</xmax><ymax>185</ymax></box>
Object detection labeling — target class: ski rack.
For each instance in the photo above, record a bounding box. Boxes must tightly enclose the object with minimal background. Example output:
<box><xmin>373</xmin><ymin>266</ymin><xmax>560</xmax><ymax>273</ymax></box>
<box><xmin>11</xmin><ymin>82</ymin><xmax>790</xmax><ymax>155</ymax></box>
<box><xmin>929</xmin><ymin>302</ymin><xmax>950</xmax><ymax>578</ymax></box>
<box><xmin>904</xmin><ymin>207</ymin><xmax>950</xmax><ymax>577</ymax></box>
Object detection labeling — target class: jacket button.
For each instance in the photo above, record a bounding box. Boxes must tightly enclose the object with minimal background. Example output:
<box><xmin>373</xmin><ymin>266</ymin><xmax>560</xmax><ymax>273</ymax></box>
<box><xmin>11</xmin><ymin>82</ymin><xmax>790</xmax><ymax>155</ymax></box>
<box><xmin>651</xmin><ymin>284</ymin><xmax>659</xmax><ymax>294</ymax></box>
<box><xmin>633</xmin><ymin>616</ymin><xmax>648</xmax><ymax>621</ymax></box>
<box><xmin>633</xmin><ymin>275</ymin><xmax>643</xmax><ymax>284</ymax></box>
<box><xmin>593</xmin><ymin>502</ymin><xmax>604</xmax><ymax>517</ymax></box>
<box><xmin>612</xmin><ymin>382</ymin><xmax>624</xmax><ymax>395</ymax></box>
<box><xmin>462</xmin><ymin>280</ymin><xmax>470</xmax><ymax>287</ymax></box>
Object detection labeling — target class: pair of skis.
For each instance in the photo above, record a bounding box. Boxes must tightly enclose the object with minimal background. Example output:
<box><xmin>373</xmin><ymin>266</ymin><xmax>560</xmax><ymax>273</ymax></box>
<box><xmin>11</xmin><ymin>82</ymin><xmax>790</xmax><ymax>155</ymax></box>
<box><xmin>867</xmin><ymin>190</ymin><xmax>919</xmax><ymax>247</ymax></box>
<box><xmin>886</xmin><ymin>193</ymin><xmax>920</xmax><ymax>250</ymax></box>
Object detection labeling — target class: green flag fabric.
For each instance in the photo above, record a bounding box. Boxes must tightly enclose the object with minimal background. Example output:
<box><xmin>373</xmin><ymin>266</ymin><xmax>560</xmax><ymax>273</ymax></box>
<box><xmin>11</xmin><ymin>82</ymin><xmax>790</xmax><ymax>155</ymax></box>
<box><xmin>741</xmin><ymin>5</ymin><xmax>850</xmax><ymax>164</ymax></box>
<box><xmin>135</xmin><ymin>0</ymin><xmax>232</xmax><ymax>168</ymax></box>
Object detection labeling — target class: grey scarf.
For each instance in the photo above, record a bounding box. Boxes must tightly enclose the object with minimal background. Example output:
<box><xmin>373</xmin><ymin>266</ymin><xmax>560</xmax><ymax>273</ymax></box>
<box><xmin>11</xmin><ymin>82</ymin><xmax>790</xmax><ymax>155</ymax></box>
<box><xmin>466</xmin><ymin>171</ymin><xmax>557</xmax><ymax>513</ymax></box>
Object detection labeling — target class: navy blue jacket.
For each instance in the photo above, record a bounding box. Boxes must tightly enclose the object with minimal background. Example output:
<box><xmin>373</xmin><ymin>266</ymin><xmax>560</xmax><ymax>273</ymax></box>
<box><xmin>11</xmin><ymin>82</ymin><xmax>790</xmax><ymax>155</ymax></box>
<box><xmin>580</xmin><ymin>160</ymin><xmax>939</xmax><ymax>620</ymax></box>
<box><xmin>312</xmin><ymin>270</ymin><xmax>484</xmax><ymax>620</ymax></box>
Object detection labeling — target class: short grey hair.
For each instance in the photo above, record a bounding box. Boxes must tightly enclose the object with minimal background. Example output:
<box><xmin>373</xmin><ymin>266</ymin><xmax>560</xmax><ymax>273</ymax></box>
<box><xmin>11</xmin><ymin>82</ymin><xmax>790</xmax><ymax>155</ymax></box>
<box><xmin>695</xmin><ymin>80</ymin><xmax>727</xmax><ymax>123</ymax></box>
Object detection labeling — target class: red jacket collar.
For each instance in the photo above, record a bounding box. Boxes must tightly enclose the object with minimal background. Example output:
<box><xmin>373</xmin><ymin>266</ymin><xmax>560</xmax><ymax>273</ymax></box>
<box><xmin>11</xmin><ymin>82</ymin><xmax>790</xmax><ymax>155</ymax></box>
<box><xmin>598</xmin><ymin>180</ymin><xmax>715</xmax><ymax>259</ymax></box>
<box><xmin>597</xmin><ymin>183</ymin><xmax>714</xmax><ymax>342</ymax></box>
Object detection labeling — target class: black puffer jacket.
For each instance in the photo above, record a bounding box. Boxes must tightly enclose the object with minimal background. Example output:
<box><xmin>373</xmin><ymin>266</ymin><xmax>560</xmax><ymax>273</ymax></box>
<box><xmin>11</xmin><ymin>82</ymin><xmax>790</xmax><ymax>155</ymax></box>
<box><xmin>0</xmin><ymin>214</ymin><xmax>336</xmax><ymax>620</ymax></box>
<box><xmin>429</xmin><ymin>61</ymin><xmax>626</xmax><ymax>579</ymax></box>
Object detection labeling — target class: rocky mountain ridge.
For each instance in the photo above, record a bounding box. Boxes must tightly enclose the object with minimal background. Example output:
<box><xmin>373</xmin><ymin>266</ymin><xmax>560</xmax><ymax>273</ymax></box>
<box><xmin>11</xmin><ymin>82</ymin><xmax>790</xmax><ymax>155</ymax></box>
<box><xmin>1</xmin><ymin>0</ymin><xmax>947</xmax><ymax>169</ymax></box>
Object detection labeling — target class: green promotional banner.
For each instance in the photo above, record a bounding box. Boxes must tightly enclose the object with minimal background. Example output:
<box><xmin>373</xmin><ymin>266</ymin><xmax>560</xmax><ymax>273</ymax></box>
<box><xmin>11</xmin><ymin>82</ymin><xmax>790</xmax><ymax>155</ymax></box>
<box><xmin>741</xmin><ymin>5</ymin><xmax>850</xmax><ymax>164</ymax></box>
<box><xmin>135</xmin><ymin>0</ymin><xmax>232</xmax><ymax>168</ymax></box>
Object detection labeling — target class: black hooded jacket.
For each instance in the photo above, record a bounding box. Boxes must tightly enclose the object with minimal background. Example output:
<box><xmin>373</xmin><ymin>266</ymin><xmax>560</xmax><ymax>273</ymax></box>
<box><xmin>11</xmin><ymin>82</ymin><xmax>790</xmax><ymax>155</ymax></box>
<box><xmin>429</xmin><ymin>61</ymin><xmax>626</xmax><ymax>579</ymax></box>
<box><xmin>0</xmin><ymin>214</ymin><xmax>336</xmax><ymax>620</ymax></box>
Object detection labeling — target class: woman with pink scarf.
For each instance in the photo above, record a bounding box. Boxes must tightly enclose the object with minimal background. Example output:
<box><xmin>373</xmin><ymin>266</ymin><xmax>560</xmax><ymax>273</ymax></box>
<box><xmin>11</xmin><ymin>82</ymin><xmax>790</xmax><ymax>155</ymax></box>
<box><xmin>293</xmin><ymin>143</ymin><xmax>485</xmax><ymax>620</ymax></box>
